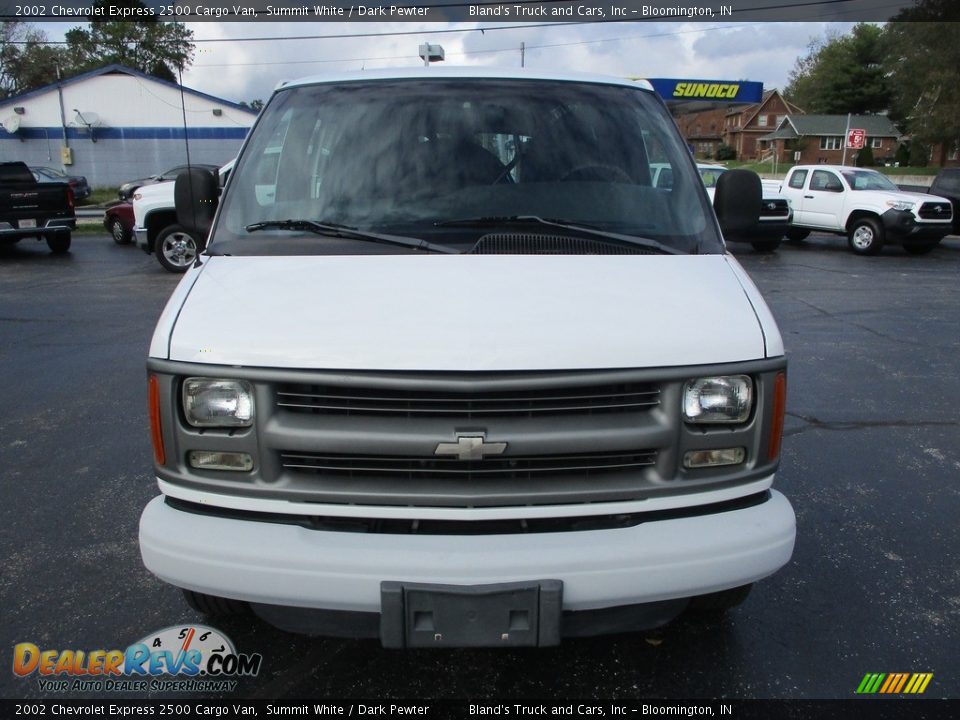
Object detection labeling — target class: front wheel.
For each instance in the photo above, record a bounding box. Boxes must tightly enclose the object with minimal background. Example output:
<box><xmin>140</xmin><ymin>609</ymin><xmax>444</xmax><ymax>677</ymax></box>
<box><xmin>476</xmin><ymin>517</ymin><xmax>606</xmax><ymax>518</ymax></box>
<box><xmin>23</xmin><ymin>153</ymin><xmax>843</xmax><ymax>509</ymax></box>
<box><xmin>156</xmin><ymin>224</ymin><xmax>201</xmax><ymax>273</ymax></box>
<box><xmin>902</xmin><ymin>240</ymin><xmax>940</xmax><ymax>255</ymax></box>
<box><xmin>46</xmin><ymin>233</ymin><xmax>71</xmax><ymax>254</ymax></box>
<box><xmin>785</xmin><ymin>228</ymin><xmax>810</xmax><ymax>242</ymax></box>
<box><xmin>751</xmin><ymin>239</ymin><xmax>782</xmax><ymax>253</ymax></box>
<box><xmin>110</xmin><ymin>218</ymin><xmax>132</xmax><ymax>245</ymax></box>
<box><xmin>847</xmin><ymin>217</ymin><xmax>884</xmax><ymax>255</ymax></box>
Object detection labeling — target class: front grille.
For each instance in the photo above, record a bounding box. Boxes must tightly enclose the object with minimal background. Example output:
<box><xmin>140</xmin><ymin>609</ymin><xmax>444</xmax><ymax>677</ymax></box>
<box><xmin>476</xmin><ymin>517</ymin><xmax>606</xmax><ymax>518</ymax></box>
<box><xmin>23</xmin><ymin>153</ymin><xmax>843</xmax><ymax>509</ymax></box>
<box><xmin>276</xmin><ymin>448</ymin><xmax>661</xmax><ymax>507</ymax></box>
<box><xmin>277</xmin><ymin>381</ymin><xmax>660</xmax><ymax>418</ymax></box>
<box><xmin>761</xmin><ymin>199</ymin><xmax>790</xmax><ymax>218</ymax></box>
<box><xmin>280</xmin><ymin>449</ymin><xmax>658</xmax><ymax>481</ymax></box>
<box><xmin>918</xmin><ymin>201</ymin><xmax>951</xmax><ymax>220</ymax></box>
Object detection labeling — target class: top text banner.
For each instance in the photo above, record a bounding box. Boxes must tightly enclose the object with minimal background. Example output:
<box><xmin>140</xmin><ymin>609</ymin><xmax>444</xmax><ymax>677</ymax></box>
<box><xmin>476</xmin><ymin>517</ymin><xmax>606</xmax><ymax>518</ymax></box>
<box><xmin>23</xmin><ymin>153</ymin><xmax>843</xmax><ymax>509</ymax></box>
<box><xmin>0</xmin><ymin>0</ymin><xmax>930</xmax><ymax>23</ymax></box>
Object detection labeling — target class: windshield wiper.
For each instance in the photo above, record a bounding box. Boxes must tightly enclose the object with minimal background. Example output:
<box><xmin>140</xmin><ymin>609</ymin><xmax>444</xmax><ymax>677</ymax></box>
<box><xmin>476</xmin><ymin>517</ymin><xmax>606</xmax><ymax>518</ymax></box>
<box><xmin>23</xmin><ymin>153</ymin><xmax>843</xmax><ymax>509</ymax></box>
<box><xmin>434</xmin><ymin>215</ymin><xmax>679</xmax><ymax>255</ymax></box>
<box><xmin>245</xmin><ymin>219</ymin><xmax>458</xmax><ymax>254</ymax></box>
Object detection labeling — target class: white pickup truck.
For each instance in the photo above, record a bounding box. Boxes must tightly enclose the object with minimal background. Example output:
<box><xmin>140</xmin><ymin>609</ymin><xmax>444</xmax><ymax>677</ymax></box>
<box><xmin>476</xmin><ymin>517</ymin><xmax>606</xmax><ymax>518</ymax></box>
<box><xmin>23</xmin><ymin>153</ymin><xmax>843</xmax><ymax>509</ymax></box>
<box><xmin>777</xmin><ymin>164</ymin><xmax>953</xmax><ymax>255</ymax></box>
<box><xmin>139</xmin><ymin>67</ymin><xmax>795</xmax><ymax>647</ymax></box>
<box><xmin>132</xmin><ymin>161</ymin><xmax>232</xmax><ymax>272</ymax></box>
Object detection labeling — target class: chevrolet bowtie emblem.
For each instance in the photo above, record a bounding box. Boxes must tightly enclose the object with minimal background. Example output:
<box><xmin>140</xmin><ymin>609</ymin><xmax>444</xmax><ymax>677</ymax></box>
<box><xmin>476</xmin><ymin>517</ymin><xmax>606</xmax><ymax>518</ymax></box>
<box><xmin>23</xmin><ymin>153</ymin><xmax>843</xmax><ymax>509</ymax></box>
<box><xmin>434</xmin><ymin>434</ymin><xmax>507</xmax><ymax>461</ymax></box>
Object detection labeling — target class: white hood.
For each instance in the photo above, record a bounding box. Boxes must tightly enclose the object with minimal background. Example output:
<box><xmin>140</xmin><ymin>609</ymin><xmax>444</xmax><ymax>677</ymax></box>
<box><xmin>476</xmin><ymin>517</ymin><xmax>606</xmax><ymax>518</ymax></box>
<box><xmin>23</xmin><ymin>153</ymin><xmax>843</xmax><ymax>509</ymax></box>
<box><xmin>157</xmin><ymin>254</ymin><xmax>771</xmax><ymax>371</ymax></box>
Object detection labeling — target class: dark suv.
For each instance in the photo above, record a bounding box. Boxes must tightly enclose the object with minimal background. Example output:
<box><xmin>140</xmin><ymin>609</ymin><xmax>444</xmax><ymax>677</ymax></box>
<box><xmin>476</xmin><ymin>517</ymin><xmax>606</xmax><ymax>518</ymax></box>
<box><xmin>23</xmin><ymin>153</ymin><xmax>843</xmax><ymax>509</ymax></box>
<box><xmin>929</xmin><ymin>169</ymin><xmax>960</xmax><ymax>235</ymax></box>
<box><xmin>118</xmin><ymin>163</ymin><xmax>220</xmax><ymax>200</ymax></box>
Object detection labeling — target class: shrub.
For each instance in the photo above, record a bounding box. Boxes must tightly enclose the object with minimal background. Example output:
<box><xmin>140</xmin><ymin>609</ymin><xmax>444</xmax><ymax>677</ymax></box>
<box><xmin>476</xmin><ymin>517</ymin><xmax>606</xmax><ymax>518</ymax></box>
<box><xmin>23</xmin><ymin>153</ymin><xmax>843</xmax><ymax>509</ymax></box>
<box><xmin>856</xmin><ymin>146</ymin><xmax>875</xmax><ymax>167</ymax></box>
<box><xmin>715</xmin><ymin>143</ymin><xmax>736</xmax><ymax>161</ymax></box>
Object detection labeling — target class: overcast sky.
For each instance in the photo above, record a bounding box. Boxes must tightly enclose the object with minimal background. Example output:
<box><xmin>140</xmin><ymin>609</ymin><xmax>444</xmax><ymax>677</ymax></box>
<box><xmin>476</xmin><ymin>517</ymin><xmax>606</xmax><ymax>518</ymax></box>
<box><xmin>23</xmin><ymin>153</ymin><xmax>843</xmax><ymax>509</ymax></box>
<box><xmin>184</xmin><ymin>21</ymin><xmax>856</xmax><ymax>104</ymax></box>
<box><xmin>44</xmin><ymin>21</ymin><xmax>857</xmax><ymax>105</ymax></box>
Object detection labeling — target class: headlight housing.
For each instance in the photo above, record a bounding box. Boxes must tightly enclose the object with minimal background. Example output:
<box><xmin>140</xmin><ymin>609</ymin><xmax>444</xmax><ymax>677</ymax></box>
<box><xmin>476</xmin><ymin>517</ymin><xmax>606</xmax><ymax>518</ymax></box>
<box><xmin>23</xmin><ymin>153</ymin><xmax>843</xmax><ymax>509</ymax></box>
<box><xmin>183</xmin><ymin>378</ymin><xmax>254</xmax><ymax>428</ymax></box>
<box><xmin>885</xmin><ymin>200</ymin><xmax>914</xmax><ymax>212</ymax></box>
<box><xmin>683</xmin><ymin>375</ymin><xmax>752</xmax><ymax>424</ymax></box>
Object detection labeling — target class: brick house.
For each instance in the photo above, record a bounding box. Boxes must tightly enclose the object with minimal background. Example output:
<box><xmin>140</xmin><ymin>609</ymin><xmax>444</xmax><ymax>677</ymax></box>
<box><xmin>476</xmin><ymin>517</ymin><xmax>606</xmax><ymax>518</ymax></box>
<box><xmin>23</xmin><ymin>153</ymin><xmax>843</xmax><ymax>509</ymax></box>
<box><xmin>759</xmin><ymin>114</ymin><xmax>901</xmax><ymax>165</ymax></box>
<box><xmin>671</xmin><ymin>89</ymin><xmax>801</xmax><ymax>160</ymax></box>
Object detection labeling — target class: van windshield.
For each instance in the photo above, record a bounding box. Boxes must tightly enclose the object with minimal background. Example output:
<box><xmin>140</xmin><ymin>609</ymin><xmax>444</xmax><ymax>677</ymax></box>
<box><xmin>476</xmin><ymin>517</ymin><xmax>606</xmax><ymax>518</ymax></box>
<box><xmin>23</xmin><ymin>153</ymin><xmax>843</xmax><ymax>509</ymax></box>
<box><xmin>212</xmin><ymin>78</ymin><xmax>722</xmax><ymax>255</ymax></box>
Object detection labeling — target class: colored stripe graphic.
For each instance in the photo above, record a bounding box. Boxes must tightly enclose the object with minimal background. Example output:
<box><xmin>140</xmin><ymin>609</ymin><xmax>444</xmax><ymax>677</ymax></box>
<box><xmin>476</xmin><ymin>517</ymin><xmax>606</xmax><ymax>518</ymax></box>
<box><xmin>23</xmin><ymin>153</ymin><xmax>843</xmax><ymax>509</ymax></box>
<box><xmin>856</xmin><ymin>673</ymin><xmax>932</xmax><ymax>694</ymax></box>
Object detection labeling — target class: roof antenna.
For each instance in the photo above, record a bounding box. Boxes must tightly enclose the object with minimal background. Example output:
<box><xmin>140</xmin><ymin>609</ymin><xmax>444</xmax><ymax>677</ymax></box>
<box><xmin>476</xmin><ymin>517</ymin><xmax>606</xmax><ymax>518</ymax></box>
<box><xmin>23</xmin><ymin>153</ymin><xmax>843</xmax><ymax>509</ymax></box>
<box><xmin>175</xmin><ymin>23</ymin><xmax>198</xmax><ymax>247</ymax></box>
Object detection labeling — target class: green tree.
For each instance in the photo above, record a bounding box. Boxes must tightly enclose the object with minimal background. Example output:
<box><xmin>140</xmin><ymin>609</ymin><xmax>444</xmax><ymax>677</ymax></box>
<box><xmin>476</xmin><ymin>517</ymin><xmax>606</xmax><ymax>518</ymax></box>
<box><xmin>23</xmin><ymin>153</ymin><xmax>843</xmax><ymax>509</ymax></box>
<box><xmin>64</xmin><ymin>4</ymin><xmax>194</xmax><ymax>81</ymax></box>
<box><xmin>1</xmin><ymin>22</ymin><xmax>63</xmax><ymax>98</ymax></box>
<box><xmin>784</xmin><ymin>24</ymin><xmax>890</xmax><ymax>114</ymax></box>
<box><xmin>884</xmin><ymin>4</ymin><xmax>960</xmax><ymax>163</ymax></box>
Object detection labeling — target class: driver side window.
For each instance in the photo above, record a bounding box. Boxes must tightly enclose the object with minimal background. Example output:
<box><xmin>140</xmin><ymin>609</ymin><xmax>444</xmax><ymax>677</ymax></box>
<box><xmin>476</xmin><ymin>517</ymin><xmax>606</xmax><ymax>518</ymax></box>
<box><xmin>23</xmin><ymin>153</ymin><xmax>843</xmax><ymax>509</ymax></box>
<box><xmin>810</xmin><ymin>170</ymin><xmax>842</xmax><ymax>192</ymax></box>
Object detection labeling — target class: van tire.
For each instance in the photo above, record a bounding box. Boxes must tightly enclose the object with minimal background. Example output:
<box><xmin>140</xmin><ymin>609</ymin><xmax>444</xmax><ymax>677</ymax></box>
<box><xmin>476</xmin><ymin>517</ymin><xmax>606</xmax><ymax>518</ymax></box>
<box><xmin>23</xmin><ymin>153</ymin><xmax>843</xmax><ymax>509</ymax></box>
<box><xmin>182</xmin><ymin>589</ymin><xmax>250</xmax><ymax>617</ymax></box>
<box><xmin>687</xmin><ymin>584</ymin><xmax>753</xmax><ymax>613</ymax></box>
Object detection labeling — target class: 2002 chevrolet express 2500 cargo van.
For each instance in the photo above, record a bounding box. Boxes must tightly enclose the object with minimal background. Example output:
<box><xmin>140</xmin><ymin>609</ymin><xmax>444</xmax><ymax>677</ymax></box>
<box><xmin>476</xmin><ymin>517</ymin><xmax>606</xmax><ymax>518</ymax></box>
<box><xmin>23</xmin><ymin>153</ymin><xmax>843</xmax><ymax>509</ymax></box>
<box><xmin>139</xmin><ymin>68</ymin><xmax>796</xmax><ymax>648</ymax></box>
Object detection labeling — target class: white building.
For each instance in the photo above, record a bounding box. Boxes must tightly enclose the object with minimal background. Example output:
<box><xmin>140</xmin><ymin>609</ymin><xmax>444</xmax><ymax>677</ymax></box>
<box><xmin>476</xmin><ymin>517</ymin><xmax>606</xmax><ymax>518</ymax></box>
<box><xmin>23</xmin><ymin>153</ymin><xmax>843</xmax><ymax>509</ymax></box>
<box><xmin>0</xmin><ymin>64</ymin><xmax>258</xmax><ymax>188</ymax></box>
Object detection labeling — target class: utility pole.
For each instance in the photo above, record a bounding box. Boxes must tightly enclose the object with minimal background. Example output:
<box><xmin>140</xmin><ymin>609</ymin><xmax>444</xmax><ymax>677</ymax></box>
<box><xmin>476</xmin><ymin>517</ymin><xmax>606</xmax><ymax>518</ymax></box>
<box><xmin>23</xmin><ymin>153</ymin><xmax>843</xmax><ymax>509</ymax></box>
<box><xmin>841</xmin><ymin>112</ymin><xmax>851</xmax><ymax>166</ymax></box>
<box><xmin>521</xmin><ymin>42</ymin><xmax>525</xmax><ymax>68</ymax></box>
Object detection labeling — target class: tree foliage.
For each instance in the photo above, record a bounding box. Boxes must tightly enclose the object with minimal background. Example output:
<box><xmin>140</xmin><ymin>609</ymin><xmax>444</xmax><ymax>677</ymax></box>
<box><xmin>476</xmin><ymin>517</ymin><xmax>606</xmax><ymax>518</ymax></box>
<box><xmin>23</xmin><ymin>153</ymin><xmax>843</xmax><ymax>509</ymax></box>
<box><xmin>884</xmin><ymin>9</ymin><xmax>960</xmax><ymax>159</ymax></box>
<box><xmin>64</xmin><ymin>4</ymin><xmax>194</xmax><ymax>82</ymax></box>
<box><xmin>784</xmin><ymin>24</ymin><xmax>890</xmax><ymax>114</ymax></box>
<box><xmin>0</xmin><ymin>8</ymin><xmax>193</xmax><ymax>99</ymax></box>
<box><xmin>1</xmin><ymin>22</ymin><xmax>60</xmax><ymax>98</ymax></box>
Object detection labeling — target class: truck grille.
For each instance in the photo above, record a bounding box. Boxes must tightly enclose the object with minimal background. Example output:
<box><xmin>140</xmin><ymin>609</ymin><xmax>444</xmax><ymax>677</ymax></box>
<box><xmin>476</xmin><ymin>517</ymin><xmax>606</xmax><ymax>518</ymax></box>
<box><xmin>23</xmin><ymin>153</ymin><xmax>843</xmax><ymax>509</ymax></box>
<box><xmin>277</xmin><ymin>381</ymin><xmax>660</xmax><ymax>417</ymax></box>
<box><xmin>761</xmin><ymin>199</ymin><xmax>790</xmax><ymax>218</ymax></box>
<box><xmin>918</xmin><ymin>201</ymin><xmax>951</xmax><ymax>220</ymax></box>
<box><xmin>280</xmin><ymin>449</ymin><xmax>658</xmax><ymax>480</ymax></box>
<box><xmin>276</xmin><ymin>449</ymin><xmax>661</xmax><ymax>507</ymax></box>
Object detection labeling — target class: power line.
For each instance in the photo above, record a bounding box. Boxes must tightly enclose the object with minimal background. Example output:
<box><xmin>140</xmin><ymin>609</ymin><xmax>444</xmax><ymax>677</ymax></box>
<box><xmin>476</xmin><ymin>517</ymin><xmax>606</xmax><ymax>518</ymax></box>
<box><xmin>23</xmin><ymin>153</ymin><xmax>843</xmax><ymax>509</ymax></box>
<box><xmin>188</xmin><ymin>22</ymin><xmax>759</xmax><ymax>69</ymax></box>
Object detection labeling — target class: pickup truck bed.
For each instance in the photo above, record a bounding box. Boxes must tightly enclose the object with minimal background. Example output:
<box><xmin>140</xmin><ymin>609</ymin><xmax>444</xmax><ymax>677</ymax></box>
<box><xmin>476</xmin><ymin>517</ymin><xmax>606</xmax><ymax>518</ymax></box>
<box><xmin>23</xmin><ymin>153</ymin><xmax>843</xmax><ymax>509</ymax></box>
<box><xmin>0</xmin><ymin>162</ymin><xmax>76</xmax><ymax>253</ymax></box>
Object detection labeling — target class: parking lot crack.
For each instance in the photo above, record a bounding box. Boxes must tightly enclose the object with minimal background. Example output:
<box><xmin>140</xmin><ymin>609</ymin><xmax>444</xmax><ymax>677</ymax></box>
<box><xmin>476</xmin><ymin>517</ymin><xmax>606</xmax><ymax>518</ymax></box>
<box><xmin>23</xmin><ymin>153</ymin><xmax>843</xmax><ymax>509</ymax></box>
<box><xmin>785</xmin><ymin>411</ymin><xmax>959</xmax><ymax>436</ymax></box>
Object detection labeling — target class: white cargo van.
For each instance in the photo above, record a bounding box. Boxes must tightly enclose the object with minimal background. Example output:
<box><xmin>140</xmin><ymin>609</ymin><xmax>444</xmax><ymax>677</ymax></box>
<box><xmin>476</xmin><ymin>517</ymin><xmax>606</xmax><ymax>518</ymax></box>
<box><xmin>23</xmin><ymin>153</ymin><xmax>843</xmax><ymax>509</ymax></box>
<box><xmin>139</xmin><ymin>68</ymin><xmax>795</xmax><ymax>647</ymax></box>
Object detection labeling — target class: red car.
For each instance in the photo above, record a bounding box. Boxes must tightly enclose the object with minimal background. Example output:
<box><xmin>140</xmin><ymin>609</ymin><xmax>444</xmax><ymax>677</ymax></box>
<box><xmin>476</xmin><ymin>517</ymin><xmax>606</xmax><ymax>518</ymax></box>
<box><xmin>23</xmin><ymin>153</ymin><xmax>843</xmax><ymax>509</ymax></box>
<box><xmin>103</xmin><ymin>201</ymin><xmax>134</xmax><ymax>245</ymax></box>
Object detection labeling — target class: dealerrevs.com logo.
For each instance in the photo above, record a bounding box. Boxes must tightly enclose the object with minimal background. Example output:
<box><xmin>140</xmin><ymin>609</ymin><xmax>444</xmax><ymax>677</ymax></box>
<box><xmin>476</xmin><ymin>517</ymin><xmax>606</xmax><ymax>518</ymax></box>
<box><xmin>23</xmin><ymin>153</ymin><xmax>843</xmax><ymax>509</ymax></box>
<box><xmin>13</xmin><ymin>625</ymin><xmax>262</xmax><ymax>693</ymax></box>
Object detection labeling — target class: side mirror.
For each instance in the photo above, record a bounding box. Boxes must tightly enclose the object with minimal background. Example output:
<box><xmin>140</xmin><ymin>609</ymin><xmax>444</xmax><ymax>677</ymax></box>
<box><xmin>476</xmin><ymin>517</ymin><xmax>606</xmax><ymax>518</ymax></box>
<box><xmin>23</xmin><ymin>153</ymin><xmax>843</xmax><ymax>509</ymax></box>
<box><xmin>714</xmin><ymin>169</ymin><xmax>762</xmax><ymax>239</ymax></box>
<box><xmin>175</xmin><ymin>168</ymin><xmax>219</xmax><ymax>239</ymax></box>
<box><xmin>825</xmin><ymin>181</ymin><xmax>843</xmax><ymax>192</ymax></box>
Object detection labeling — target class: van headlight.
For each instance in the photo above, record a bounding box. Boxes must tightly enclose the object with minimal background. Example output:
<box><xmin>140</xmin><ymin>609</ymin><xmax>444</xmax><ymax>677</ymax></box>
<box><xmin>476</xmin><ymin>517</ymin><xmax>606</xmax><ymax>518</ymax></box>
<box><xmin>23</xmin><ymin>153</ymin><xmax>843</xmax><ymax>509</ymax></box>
<box><xmin>683</xmin><ymin>375</ymin><xmax>752</xmax><ymax>424</ymax></box>
<box><xmin>183</xmin><ymin>378</ymin><xmax>254</xmax><ymax>427</ymax></box>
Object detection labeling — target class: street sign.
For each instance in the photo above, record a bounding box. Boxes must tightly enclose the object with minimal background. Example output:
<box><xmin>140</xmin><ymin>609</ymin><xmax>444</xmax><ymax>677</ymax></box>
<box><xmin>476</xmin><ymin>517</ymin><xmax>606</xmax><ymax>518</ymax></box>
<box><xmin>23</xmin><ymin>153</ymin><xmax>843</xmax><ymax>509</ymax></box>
<box><xmin>847</xmin><ymin>128</ymin><xmax>866</xmax><ymax>149</ymax></box>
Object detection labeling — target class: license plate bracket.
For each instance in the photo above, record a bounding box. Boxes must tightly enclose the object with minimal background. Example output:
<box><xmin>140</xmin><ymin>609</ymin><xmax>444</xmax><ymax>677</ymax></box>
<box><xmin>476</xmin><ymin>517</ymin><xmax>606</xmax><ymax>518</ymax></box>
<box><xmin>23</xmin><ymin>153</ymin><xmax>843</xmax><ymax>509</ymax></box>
<box><xmin>380</xmin><ymin>580</ymin><xmax>563</xmax><ymax>648</ymax></box>
<box><xmin>19</xmin><ymin>219</ymin><xmax>37</xmax><ymax>229</ymax></box>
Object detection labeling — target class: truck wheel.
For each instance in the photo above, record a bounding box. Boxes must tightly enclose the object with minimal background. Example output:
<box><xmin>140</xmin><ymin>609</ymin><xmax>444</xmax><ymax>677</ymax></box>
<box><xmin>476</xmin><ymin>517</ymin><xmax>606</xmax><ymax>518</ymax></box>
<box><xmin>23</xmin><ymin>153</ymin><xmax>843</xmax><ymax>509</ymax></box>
<box><xmin>110</xmin><ymin>218</ymin><xmax>132</xmax><ymax>245</ymax></box>
<box><xmin>847</xmin><ymin>217</ymin><xmax>884</xmax><ymax>255</ymax></box>
<box><xmin>687</xmin><ymin>584</ymin><xmax>753</xmax><ymax>613</ymax></box>
<box><xmin>903</xmin><ymin>240</ymin><xmax>940</xmax><ymax>255</ymax></box>
<box><xmin>785</xmin><ymin>229</ymin><xmax>810</xmax><ymax>242</ymax></box>
<box><xmin>156</xmin><ymin>224</ymin><xmax>200</xmax><ymax>273</ymax></box>
<box><xmin>46</xmin><ymin>234</ymin><xmax>71</xmax><ymax>254</ymax></box>
<box><xmin>751</xmin><ymin>239</ymin><xmax>781</xmax><ymax>253</ymax></box>
<box><xmin>182</xmin><ymin>589</ymin><xmax>249</xmax><ymax>617</ymax></box>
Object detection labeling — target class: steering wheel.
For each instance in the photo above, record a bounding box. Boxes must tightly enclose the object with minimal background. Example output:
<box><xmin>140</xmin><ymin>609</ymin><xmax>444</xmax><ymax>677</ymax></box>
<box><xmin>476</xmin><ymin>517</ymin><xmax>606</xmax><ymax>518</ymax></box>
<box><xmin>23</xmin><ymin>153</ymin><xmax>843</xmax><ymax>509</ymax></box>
<box><xmin>559</xmin><ymin>164</ymin><xmax>634</xmax><ymax>183</ymax></box>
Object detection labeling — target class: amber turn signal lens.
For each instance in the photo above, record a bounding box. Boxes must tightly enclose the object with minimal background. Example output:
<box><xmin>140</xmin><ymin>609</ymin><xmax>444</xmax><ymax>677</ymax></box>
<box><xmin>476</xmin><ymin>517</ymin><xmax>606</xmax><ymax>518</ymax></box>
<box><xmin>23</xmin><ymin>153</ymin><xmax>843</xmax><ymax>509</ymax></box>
<box><xmin>768</xmin><ymin>372</ymin><xmax>787</xmax><ymax>461</ymax></box>
<box><xmin>148</xmin><ymin>374</ymin><xmax>165</xmax><ymax>466</ymax></box>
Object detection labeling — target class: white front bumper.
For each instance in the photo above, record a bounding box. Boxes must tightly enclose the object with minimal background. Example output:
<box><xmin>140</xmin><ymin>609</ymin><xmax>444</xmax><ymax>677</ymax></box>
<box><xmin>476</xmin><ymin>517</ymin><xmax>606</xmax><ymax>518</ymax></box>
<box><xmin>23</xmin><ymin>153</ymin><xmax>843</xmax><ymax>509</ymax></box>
<box><xmin>140</xmin><ymin>491</ymin><xmax>795</xmax><ymax>613</ymax></box>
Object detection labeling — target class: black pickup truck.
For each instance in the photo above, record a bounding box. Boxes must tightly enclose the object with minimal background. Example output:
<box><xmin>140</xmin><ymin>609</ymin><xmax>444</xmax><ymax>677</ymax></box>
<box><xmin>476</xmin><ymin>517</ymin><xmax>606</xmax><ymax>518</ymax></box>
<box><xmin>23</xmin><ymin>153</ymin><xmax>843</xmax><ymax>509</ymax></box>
<box><xmin>0</xmin><ymin>161</ymin><xmax>76</xmax><ymax>253</ymax></box>
<box><xmin>928</xmin><ymin>168</ymin><xmax>960</xmax><ymax>236</ymax></box>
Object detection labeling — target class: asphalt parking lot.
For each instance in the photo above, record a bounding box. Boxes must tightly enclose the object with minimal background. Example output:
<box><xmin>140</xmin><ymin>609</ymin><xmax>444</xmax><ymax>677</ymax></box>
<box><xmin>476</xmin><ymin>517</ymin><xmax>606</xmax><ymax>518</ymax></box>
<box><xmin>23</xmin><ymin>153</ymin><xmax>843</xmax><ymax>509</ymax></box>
<box><xmin>1</xmin><ymin>232</ymin><xmax>958</xmax><ymax>701</ymax></box>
